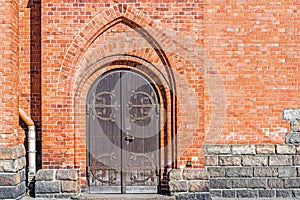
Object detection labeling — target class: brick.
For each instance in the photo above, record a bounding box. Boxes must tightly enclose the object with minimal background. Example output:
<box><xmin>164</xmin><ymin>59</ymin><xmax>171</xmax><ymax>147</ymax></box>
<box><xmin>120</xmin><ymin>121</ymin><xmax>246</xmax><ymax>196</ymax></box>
<box><xmin>205</xmin><ymin>145</ymin><xmax>231</xmax><ymax>155</ymax></box>
<box><xmin>283</xmin><ymin>178</ymin><xmax>300</xmax><ymax>188</ymax></box>
<box><xmin>278</xmin><ymin>167</ymin><xmax>296</xmax><ymax>178</ymax></box>
<box><xmin>168</xmin><ymin>181</ymin><xmax>187</xmax><ymax>192</ymax></box>
<box><xmin>286</xmin><ymin>132</ymin><xmax>300</xmax><ymax>145</ymax></box>
<box><xmin>258</xmin><ymin>190</ymin><xmax>275</xmax><ymax>198</ymax></box>
<box><xmin>35</xmin><ymin>181</ymin><xmax>60</xmax><ymax>194</ymax></box>
<box><xmin>254</xmin><ymin>167</ymin><xmax>278</xmax><ymax>177</ymax></box>
<box><xmin>283</xmin><ymin>109</ymin><xmax>300</xmax><ymax>121</ymax></box>
<box><xmin>236</xmin><ymin>190</ymin><xmax>258</xmax><ymax>198</ymax></box>
<box><xmin>222</xmin><ymin>190</ymin><xmax>235</xmax><ymax>198</ymax></box>
<box><xmin>61</xmin><ymin>181</ymin><xmax>79</xmax><ymax>193</ymax></box>
<box><xmin>210</xmin><ymin>179</ymin><xmax>232</xmax><ymax>189</ymax></box>
<box><xmin>276</xmin><ymin>145</ymin><xmax>296</xmax><ymax>154</ymax></box>
<box><xmin>268</xmin><ymin>179</ymin><xmax>283</xmax><ymax>188</ymax></box>
<box><xmin>232</xmin><ymin>145</ymin><xmax>255</xmax><ymax>155</ymax></box>
<box><xmin>210</xmin><ymin>190</ymin><xmax>221</xmax><ymax>197</ymax></box>
<box><xmin>219</xmin><ymin>156</ymin><xmax>241</xmax><ymax>166</ymax></box>
<box><xmin>0</xmin><ymin>172</ymin><xmax>22</xmax><ymax>186</ymax></box>
<box><xmin>207</xmin><ymin>167</ymin><xmax>225</xmax><ymax>178</ymax></box>
<box><xmin>205</xmin><ymin>156</ymin><xmax>218</xmax><ymax>166</ymax></box>
<box><xmin>168</xmin><ymin>169</ymin><xmax>182</xmax><ymax>180</ymax></box>
<box><xmin>182</xmin><ymin>169</ymin><xmax>209</xmax><ymax>180</ymax></box>
<box><xmin>294</xmin><ymin>156</ymin><xmax>300</xmax><ymax>165</ymax></box>
<box><xmin>226</xmin><ymin>167</ymin><xmax>253</xmax><ymax>177</ymax></box>
<box><xmin>232</xmin><ymin>179</ymin><xmax>267</xmax><ymax>189</ymax></box>
<box><xmin>188</xmin><ymin>180</ymin><xmax>209</xmax><ymax>192</ymax></box>
<box><xmin>291</xmin><ymin>120</ymin><xmax>300</xmax><ymax>132</ymax></box>
<box><xmin>242</xmin><ymin>155</ymin><xmax>268</xmax><ymax>166</ymax></box>
<box><xmin>36</xmin><ymin>169</ymin><xmax>55</xmax><ymax>181</ymax></box>
<box><xmin>56</xmin><ymin>169</ymin><xmax>78</xmax><ymax>180</ymax></box>
<box><xmin>276</xmin><ymin>190</ymin><xmax>294</xmax><ymax>198</ymax></box>
<box><xmin>269</xmin><ymin>155</ymin><xmax>292</xmax><ymax>166</ymax></box>
<box><xmin>256</xmin><ymin>144</ymin><xmax>275</xmax><ymax>154</ymax></box>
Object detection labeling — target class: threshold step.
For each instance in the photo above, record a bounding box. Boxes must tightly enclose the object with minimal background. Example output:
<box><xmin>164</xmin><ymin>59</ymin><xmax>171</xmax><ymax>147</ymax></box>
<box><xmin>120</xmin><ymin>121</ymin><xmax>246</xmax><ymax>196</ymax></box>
<box><xmin>72</xmin><ymin>194</ymin><xmax>175</xmax><ymax>200</ymax></box>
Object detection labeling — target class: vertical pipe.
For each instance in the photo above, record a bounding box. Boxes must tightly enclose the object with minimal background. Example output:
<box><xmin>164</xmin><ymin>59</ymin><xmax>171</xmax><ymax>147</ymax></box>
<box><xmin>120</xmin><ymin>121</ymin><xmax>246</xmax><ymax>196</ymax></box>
<box><xmin>28</xmin><ymin>126</ymin><xmax>36</xmax><ymax>182</ymax></box>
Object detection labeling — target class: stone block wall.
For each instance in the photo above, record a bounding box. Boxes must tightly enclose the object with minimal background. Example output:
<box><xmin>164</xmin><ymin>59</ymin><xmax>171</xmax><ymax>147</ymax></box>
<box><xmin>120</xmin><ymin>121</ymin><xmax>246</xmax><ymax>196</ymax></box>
<box><xmin>284</xmin><ymin>109</ymin><xmax>300</xmax><ymax>145</ymax></box>
<box><xmin>168</xmin><ymin>169</ymin><xmax>211</xmax><ymax>200</ymax></box>
<box><xmin>0</xmin><ymin>145</ymin><xmax>26</xmax><ymax>199</ymax></box>
<box><xmin>205</xmin><ymin>144</ymin><xmax>300</xmax><ymax>198</ymax></box>
<box><xmin>35</xmin><ymin>169</ymin><xmax>79</xmax><ymax>198</ymax></box>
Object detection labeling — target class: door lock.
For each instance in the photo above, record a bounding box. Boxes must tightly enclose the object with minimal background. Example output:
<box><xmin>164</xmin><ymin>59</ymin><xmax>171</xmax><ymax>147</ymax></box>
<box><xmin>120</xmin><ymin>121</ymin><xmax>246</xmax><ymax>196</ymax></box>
<box><xmin>125</xmin><ymin>134</ymin><xmax>135</xmax><ymax>142</ymax></box>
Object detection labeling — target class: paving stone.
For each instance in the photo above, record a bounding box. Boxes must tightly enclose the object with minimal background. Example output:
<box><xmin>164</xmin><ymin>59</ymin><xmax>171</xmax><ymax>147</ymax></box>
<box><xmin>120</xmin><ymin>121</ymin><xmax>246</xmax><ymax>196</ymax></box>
<box><xmin>0</xmin><ymin>182</ymin><xmax>25</xmax><ymax>199</ymax></box>
<box><xmin>169</xmin><ymin>169</ymin><xmax>182</xmax><ymax>180</ymax></box>
<box><xmin>188</xmin><ymin>180</ymin><xmax>209</xmax><ymax>192</ymax></box>
<box><xmin>276</xmin><ymin>189</ymin><xmax>294</xmax><ymax>198</ymax></box>
<box><xmin>174</xmin><ymin>193</ymin><xmax>195</xmax><ymax>200</ymax></box>
<box><xmin>56</xmin><ymin>169</ymin><xmax>78</xmax><ymax>180</ymax></box>
<box><xmin>36</xmin><ymin>169</ymin><xmax>55</xmax><ymax>181</ymax></box>
<box><xmin>256</xmin><ymin>144</ymin><xmax>275</xmax><ymax>154</ymax></box>
<box><xmin>291</xmin><ymin>120</ymin><xmax>300</xmax><ymax>132</ymax></box>
<box><xmin>258</xmin><ymin>189</ymin><xmax>275</xmax><ymax>198</ymax></box>
<box><xmin>276</xmin><ymin>145</ymin><xmax>296</xmax><ymax>154</ymax></box>
<box><xmin>293</xmin><ymin>155</ymin><xmax>300</xmax><ymax>165</ymax></box>
<box><xmin>0</xmin><ymin>145</ymin><xmax>25</xmax><ymax>160</ymax></box>
<box><xmin>286</xmin><ymin>132</ymin><xmax>300</xmax><ymax>145</ymax></box>
<box><xmin>226</xmin><ymin>167</ymin><xmax>253</xmax><ymax>177</ymax></box>
<box><xmin>278</xmin><ymin>167</ymin><xmax>296</xmax><ymax>178</ymax></box>
<box><xmin>35</xmin><ymin>181</ymin><xmax>60</xmax><ymax>194</ymax></box>
<box><xmin>194</xmin><ymin>193</ymin><xmax>211</xmax><ymax>200</ymax></box>
<box><xmin>210</xmin><ymin>179</ymin><xmax>232</xmax><ymax>189</ymax></box>
<box><xmin>209</xmin><ymin>190</ymin><xmax>221</xmax><ymax>197</ymax></box>
<box><xmin>269</xmin><ymin>155</ymin><xmax>292</xmax><ymax>166</ymax></box>
<box><xmin>205</xmin><ymin>156</ymin><xmax>218</xmax><ymax>166</ymax></box>
<box><xmin>283</xmin><ymin>178</ymin><xmax>300</xmax><ymax>188</ymax></box>
<box><xmin>222</xmin><ymin>190</ymin><xmax>235</xmax><ymax>198</ymax></box>
<box><xmin>236</xmin><ymin>190</ymin><xmax>258</xmax><ymax>198</ymax></box>
<box><xmin>232</xmin><ymin>178</ymin><xmax>267</xmax><ymax>189</ymax></box>
<box><xmin>205</xmin><ymin>145</ymin><xmax>231</xmax><ymax>155</ymax></box>
<box><xmin>0</xmin><ymin>172</ymin><xmax>21</xmax><ymax>186</ymax></box>
<box><xmin>219</xmin><ymin>156</ymin><xmax>240</xmax><ymax>166</ymax></box>
<box><xmin>293</xmin><ymin>189</ymin><xmax>300</xmax><ymax>198</ymax></box>
<box><xmin>168</xmin><ymin>181</ymin><xmax>187</xmax><ymax>192</ymax></box>
<box><xmin>268</xmin><ymin>179</ymin><xmax>283</xmax><ymax>188</ymax></box>
<box><xmin>254</xmin><ymin>167</ymin><xmax>278</xmax><ymax>177</ymax></box>
<box><xmin>61</xmin><ymin>181</ymin><xmax>79</xmax><ymax>193</ymax></box>
<box><xmin>297</xmin><ymin>146</ymin><xmax>300</xmax><ymax>154</ymax></box>
<box><xmin>242</xmin><ymin>155</ymin><xmax>268</xmax><ymax>166</ymax></box>
<box><xmin>183</xmin><ymin>169</ymin><xmax>209</xmax><ymax>180</ymax></box>
<box><xmin>283</xmin><ymin>109</ymin><xmax>300</xmax><ymax>121</ymax></box>
<box><xmin>232</xmin><ymin>145</ymin><xmax>255</xmax><ymax>155</ymax></box>
<box><xmin>207</xmin><ymin>167</ymin><xmax>224</xmax><ymax>178</ymax></box>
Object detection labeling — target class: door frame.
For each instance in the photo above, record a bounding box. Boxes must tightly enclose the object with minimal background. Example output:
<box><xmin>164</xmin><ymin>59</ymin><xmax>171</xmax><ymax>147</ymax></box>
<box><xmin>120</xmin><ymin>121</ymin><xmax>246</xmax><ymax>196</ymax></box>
<box><xmin>86</xmin><ymin>68</ymin><xmax>161</xmax><ymax>194</ymax></box>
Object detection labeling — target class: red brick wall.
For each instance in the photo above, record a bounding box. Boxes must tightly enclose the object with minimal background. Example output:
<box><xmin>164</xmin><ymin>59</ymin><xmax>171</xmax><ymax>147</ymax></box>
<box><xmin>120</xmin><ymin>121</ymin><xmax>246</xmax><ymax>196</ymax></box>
<box><xmin>204</xmin><ymin>0</ymin><xmax>299</xmax><ymax>144</ymax></box>
<box><xmin>0</xmin><ymin>0</ymin><xmax>20</xmax><ymax>147</ymax></box>
<box><xmin>39</xmin><ymin>0</ymin><xmax>299</xmax><ymax>184</ymax></box>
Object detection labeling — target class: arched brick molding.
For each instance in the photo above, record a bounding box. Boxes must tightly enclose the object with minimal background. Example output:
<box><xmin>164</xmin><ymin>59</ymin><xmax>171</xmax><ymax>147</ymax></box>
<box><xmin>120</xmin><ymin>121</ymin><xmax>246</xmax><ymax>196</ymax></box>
<box><xmin>51</xmin><ymin>4</ymin><xmax>206</xmax><ymax>184</ymax></box>
<box><xmin>74</xmin><ymin>55</ymin><xmax>173</xmax><ymax>187</ymax></box>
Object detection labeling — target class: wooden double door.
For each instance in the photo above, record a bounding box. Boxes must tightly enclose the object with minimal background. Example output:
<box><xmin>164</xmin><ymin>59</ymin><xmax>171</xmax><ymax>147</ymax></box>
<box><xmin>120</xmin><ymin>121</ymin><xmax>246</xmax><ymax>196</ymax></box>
<box><xmin>87</xmin><ymin>70</ymin><xmax>160</xmax><ymax>194</ymax></box>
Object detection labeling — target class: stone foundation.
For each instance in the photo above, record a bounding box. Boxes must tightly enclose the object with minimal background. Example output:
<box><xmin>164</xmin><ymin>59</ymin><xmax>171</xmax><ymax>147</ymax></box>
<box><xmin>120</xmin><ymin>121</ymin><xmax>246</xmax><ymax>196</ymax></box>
<box><xmin>205</xmin><ymin>144</ymin><xmax>300</xmax><ymax>198</ymax></box>
<box><xmin>0</xmin><ymin>144</ymin><xmax>26</xmax><ymax>199</ymax></box>
<box><xmin>35</xmin><ymin>169</ymin><xmax>79</xmax><ymax>198</ymax></box>
<box><xmin>168</xmin><ymin>169</ymin><xmax>211</xmax><ymax>200</ymax></box>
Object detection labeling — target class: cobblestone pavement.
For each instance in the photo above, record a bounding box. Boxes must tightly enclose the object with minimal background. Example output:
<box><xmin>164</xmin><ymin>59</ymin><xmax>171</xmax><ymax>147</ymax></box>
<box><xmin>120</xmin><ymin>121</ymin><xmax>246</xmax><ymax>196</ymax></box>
<box><xmin>22</xmin><ymin>196</ymin><xmax>300</xmax><ymax>200</ymax></box>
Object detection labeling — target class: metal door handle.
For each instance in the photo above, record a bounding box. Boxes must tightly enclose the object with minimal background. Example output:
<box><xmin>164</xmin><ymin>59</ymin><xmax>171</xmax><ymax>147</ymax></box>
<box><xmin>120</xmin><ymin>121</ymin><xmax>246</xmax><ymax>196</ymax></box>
<box><xmin>125</xmin><ymin>135</ymin><xmax>135</xmax><ymax>142</ymax></box>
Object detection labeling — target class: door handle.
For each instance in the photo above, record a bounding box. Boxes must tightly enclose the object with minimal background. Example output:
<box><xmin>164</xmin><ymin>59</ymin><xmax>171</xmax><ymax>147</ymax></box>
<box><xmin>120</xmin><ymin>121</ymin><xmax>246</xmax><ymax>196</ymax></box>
<box><xmin>125</xmin><ymin>135</ymin><xmax>135</xmax><ymax>142</ymax></box>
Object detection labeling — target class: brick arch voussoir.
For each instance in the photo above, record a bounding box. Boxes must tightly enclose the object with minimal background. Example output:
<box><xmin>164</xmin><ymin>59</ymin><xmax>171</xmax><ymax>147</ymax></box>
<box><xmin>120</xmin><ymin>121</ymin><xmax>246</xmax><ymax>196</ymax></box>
<box><xmin>57</xmin><ymin>3</ymin><xmax>179</xmax><ymax>97</ymax></box>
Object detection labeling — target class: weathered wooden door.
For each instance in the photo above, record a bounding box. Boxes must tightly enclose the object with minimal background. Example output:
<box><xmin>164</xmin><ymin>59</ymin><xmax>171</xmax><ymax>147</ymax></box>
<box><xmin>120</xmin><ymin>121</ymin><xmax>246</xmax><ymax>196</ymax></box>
<box><xmin>87</xmin><ymin>70</ymin><xmax>160</xmax><ymax>194</ymax></box>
